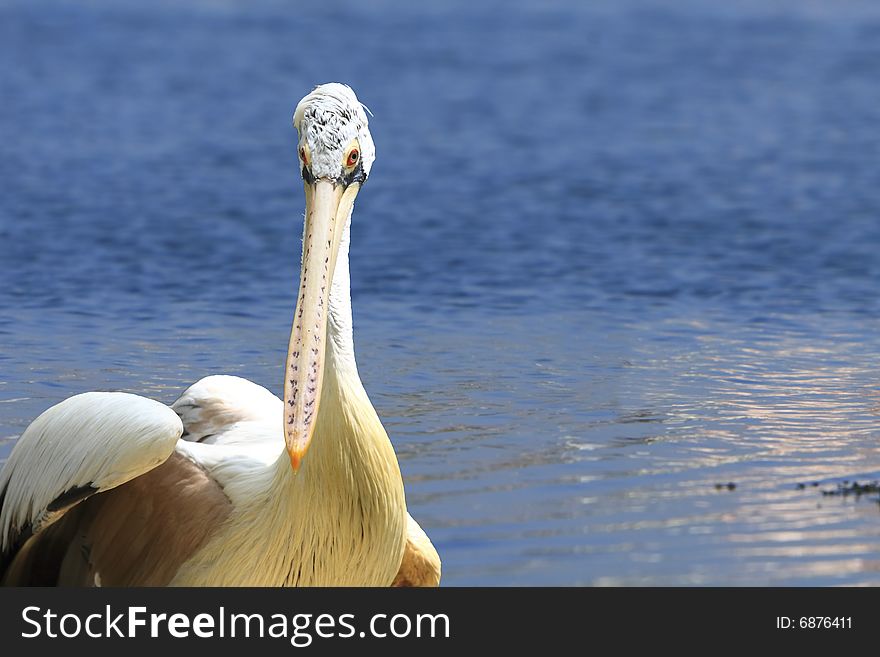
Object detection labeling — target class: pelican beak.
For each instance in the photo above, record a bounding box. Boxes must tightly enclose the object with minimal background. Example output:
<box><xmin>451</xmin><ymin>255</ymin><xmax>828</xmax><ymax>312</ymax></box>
<box><xmin>284</xmin><ymin>178</ymin><xmax>360</xmax><ymax>471</ymax></box>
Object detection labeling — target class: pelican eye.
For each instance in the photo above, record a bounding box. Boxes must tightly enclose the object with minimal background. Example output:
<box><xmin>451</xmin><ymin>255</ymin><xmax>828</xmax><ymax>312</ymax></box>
<box><xmin>346</xmin><ymin>149</ymin><xmax>359</xmax><ymax>168</ymax></box>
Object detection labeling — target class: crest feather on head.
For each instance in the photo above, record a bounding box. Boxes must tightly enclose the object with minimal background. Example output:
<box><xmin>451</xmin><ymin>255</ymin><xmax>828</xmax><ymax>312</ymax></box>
<box><xmin>293</xmin><ymin>83</ymin><xmax>375</xmax><ymax>180</ymax></box>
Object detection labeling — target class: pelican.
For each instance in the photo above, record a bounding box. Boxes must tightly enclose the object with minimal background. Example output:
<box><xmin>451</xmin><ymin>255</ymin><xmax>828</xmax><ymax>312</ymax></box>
<box><xmin>0</xmin><ymin>83</ymin><xmax>441</xmax><ymax>587</ymax></box>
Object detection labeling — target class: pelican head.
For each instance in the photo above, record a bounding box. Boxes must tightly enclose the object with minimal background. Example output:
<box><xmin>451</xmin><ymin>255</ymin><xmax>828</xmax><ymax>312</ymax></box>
<box><xmin>284</xmin><ymin>83</ymin><xmax>374</xmax><ymax>471</ymax></box>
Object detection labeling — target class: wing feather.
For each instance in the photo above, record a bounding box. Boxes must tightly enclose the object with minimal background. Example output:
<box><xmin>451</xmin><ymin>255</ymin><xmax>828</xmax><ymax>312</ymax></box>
<box><xmin>0</xmin><ymin>392</ymin><xmax>183</xmax><ymax>569</ymax></box>
<box><xmin>172</xmin><ymin>375</ymin><xmax>281</xmax><ymax>447</ymax></box>
<box><xmin>392</xmin><ymin>514</ymin><xmax>442</xmax><ymax>587</ymax></box>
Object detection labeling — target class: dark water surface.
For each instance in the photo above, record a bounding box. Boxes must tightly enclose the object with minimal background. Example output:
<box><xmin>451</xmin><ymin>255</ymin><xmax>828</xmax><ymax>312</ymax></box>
<box><xmin>2</xmin><ymin>0</ymin><xmax>879</xmax><ymax>585</ymax></box>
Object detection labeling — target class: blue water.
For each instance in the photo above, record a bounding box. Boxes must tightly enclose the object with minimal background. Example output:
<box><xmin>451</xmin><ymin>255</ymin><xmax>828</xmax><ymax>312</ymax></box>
<box><xmin>2</xmin><ymin>0</ymin><xmax>880</xmax><ymax>585</ymax></box>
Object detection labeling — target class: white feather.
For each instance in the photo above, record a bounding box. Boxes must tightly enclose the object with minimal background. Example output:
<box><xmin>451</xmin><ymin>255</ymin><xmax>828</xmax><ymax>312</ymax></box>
<box><xmin>293</xmin><ymin>83</ymin><xmax>376</xmax><ymax>180</ymax></box>
<box><xmin>173</xmin><ymin>375</ymin><xmax>282</xmax><ymax>450</ymax></box>
<box><xmin>0</xmin><ymin>392</ymin><xmax>182</xmax><ymax>550</ymax></box>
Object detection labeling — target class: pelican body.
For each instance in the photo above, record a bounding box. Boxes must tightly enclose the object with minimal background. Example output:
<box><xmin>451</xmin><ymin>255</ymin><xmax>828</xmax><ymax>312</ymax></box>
<box><xmin>0</xmin><ymin>84</ymin><xmax>440</xmax><ymax>587</ymax></box>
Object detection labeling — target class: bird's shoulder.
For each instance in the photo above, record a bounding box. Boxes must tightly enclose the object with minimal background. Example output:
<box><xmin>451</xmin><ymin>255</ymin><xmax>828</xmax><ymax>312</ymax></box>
<box><xmin>172</xmin><ymin>375</ymin><xmax>282</xmax><ymax>445</ymax></box>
